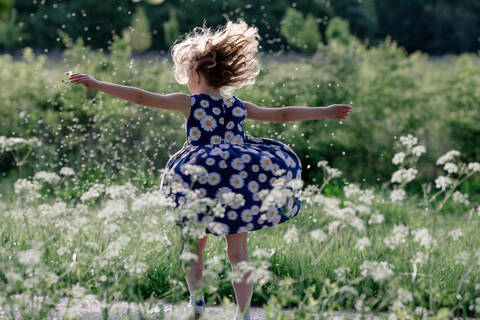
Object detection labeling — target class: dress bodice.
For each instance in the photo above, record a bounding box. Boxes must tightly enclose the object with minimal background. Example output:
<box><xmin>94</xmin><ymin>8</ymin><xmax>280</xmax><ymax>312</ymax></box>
<box><xmin>185</xmin><ymin>94</ymin><xmax>247</xmax><ymax>146</ymax></box>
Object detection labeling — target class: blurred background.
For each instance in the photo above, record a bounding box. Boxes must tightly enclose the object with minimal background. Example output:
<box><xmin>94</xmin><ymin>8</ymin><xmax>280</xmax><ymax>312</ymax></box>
<box><xmin>1</xmin><ymin>0</ymin><xmax>479</xmax><ymax>196</ymax></box>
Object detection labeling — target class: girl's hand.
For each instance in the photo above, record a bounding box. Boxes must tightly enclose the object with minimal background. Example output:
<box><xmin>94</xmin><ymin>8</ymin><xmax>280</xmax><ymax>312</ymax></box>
<box><xmin>326</xmin><ymin>104</ymin><xmax>352</xmax><ymax>120</ymax></box>
<box><xmin>69</xmin><ymin>73</ymin><xmax>100</xmax><ymax>89</ymax></box>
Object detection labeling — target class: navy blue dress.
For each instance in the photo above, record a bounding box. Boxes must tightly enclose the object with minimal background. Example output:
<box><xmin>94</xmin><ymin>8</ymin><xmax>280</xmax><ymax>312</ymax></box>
<box><xmin>160</xmin><ymin>93</ymin><xmax>302</xmax><ymax>236</ymax></box>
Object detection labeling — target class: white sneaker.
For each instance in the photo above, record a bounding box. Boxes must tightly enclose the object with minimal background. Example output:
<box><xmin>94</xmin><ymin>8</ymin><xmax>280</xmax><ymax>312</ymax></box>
<box><xmin>186</xmin><ymin>297</ymin><xmax>205</xmax><ymax>319</ymax></box>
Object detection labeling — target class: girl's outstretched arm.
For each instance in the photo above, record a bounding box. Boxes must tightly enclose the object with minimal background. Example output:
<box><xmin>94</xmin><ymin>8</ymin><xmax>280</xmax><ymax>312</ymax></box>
<box><xmin>69</xmin><ymin>73</ymin><xmax>190</xmax><ymax>118</ymax></box>
<box><xmin>244</xmin><ymin>101</ymin><xmax>352</xmax><ymax>123</ymax></box>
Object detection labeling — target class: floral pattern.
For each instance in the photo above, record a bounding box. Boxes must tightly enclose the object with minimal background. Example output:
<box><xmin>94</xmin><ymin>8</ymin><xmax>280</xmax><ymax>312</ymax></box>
<box><xmin>160</xmin><ymin>93</ymin><xmax>302</xmax><ymax>236</ymax></box>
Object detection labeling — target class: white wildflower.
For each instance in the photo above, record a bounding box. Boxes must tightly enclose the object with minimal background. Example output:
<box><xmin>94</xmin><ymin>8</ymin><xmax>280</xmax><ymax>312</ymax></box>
<box><xmin>183</xmin><ymin>164</ymin><xmax>208</xmax><ymax>178</ymax></box>
<box><xmin>391</xmin><ymin>168</ymin><xmax>417</xmax><ymax>184</ymax></box>
<box><xmin>410</xmin><ymin>251</ymin><xmax>428</xmax><ymax>266</ymax></box>
<box><xmin>390</xmin><ymin>189</ymin><xmax>406</xmax><ymax>202</ymax></box>
<box><xmin>105</xmin><ymin>235</ymin><xmax>130</xmax><ymax>259</ymax></box>
<box><xmin>436</xmin><ymin>150</ymin><xmax>460</xmax><ymax>166</ymax></box>
<box><xmin>80</xmin><ymin>184</ymin><xmax>105</xmax><ymax>202</ymax></box>
<box><xmin>384</xmin><ymin>225</ymin><xmax>409</xmax><ymax>250</ymax></box>
<box><xmin>435</xmin><ymin>176</ymin><xmax>452</xmax><ymax>191</ymax></box>
<box><xmin>443</xmin><ymin>162</ymin><xmax>458</xmax><ymax>174</ymax></box>
<box><xmin>468</xmin><ymin>162</ymin><xmax>480</xmax><ymax>173</ymax></box>
<box><xmin>411</xmin><ymin>145</ymin><xmax>426</xmax><ymax>157</ymax></box>
<box><xmin>18</xmin><ymin>248</ymin><xmax>41</xmax><ymax>266</ymax></box>
<box><xmin>368</xmin><ymin>212</ymin><xmax>384</xmax><ymax>225</ymax></box>
<box><xmin>283</xmin><ymin>226</ymin><xmax>298</xmax><ymax>244</ymax></box>
<box><xmin>392</xmin><ymin>152</ymin><xmax>405</xmax><ymax>165</ymax></box>
<box><xmin>334</xmin><ymin>266</ymin><xmax>350</xmax><ymax>281</ymax></box>
<box><xmin>360</xmin><ymin>260</ymin><xmax>394</xmax><ymax>282</ymax></box>
<box><xmin>455</xmin><ymin>251</ymin><xmax>469</xmax><ymax>266</ymax></box>
<box><xmin>60</xmin><ymin>166</ymin><xmax>75</xmax><ymax>176</ymax></box>
<box><xmin>355</xmin><ymin>237</ymin><xmax>371</xmax><ymax>251</ymax></box>
<box><xmin>317</xmin><ymin>160</ymin><xmax>328</xmax><ymax>167</ymax></box>
<box><xmin>448</xmin><ymin>228</ymin><xmax>464</xmax><ymax>241</ymax></box>
<box><xmin>412</xmin><ymin>227</ymin><xmax>436</xmax><ymax>249</ymax></box>
<box><xmin>326</xmin><ymin>167</ymin><xmax>342</xmax><ymax>178</ymax></box>
<box><xmin>105</xmin><ymin>182</ymin><xmax>137</xmax><ymax>199</ymax></box>
<box><xmin>286</xmin><ymin>178</ymin><xmax>303</xmax><ymax>190</ymax></box>
<box><xmin>452</xmin><ymin>191</ymin><xmax>469</xmax><ymax>205</ymax></box>
<box><xmin>310</xmin><ymin>229</ymin><xmax>327</xmax><ymax>242</ymax></box>
<box><xmin>14</xmin><ymin>178</ymin><xmax>41</xmax><ymax>194</ymax></box>
<box><xmin>33</xmin><ymin>171</ymin><xmax>60</xmax><ymax>184</ymax></box>
<box><xmin>399</xmin><ymin>134</ymin><xmax>418</xmax><ymax>148</ymax></box>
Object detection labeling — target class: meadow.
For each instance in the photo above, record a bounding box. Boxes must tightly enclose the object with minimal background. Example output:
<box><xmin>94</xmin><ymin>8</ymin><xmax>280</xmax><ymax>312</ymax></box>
<box><xmin>1</xmin><ymin>25</ymin><xmax>480</xmax><ymax>319</ymax></box>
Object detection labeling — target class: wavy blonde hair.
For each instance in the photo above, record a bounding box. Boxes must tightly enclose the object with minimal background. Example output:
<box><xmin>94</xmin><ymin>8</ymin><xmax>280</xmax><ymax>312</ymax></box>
<box><xmin>171</xmin><ymin>19</ymin><xmax>261</xmax><ymax>94</ymax></box>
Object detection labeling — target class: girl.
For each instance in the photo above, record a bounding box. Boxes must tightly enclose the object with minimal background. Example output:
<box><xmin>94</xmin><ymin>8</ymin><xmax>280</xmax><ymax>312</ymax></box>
<box><xmin>69</xmin><ymin>19</ymin><xmax>351</xmax><ymax>320</ymax></box>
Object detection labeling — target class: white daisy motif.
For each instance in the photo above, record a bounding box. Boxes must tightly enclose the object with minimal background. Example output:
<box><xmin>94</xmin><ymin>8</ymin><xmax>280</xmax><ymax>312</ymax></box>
<box><xmin>198</xmin><ymin>175</ymin><xmax>208</xmax><ymax>184</ymax></box>
<box><xmin>239</xmin><ymin>170</ymin><xmax>248</xmax><ymax>179</ymax></box>
<box><xmin>196</xmin><ymin>188</ymin><xmax>207</xmax><ymax>198</ymax></box>
<box><xmin>193</xmin><ymin>108</ymin><xmax>206</xmax><ymax>120</ymax></box>
<box><xmin>224</xmin><ymin>131</ymin><xmax>234</xmax><ymax>142</ymax></box>
<box><xmin>237</xmin><ymin>226</ymin><xmax>249</xmax><ymax>233</ymax></box>
<box><xmin>227</xmin><ymin>210</ymin><xmax>238</xmax><ymax>220</ymax></box>
<box><xmin>219</xmin><ymin>117</ymin><xmax>225</xmax><ymax>124</ymax></box>
<box><xmin>250</xmin><ymin>205</ymin><xmax>260</xmax><ymax>215</ymax></box>
<box><xmin>211</xmin><ymin>147</ymin><xmax>222</xmax><ymax>155</ymax></box>
<box><xmin>258</xmin><ymin>173</ymin><xmax>267</xmax><ymax>183</ymax></box>
<box><xmin>191</xmin><ymin>96</ymin><xmax>196</xmax><ymax>105</ymax></box>
<box><xmin>221</xmin><ymin>151</ymin><xmax>230</xmax><ymax>160</ymax></box>
<box><xmin>231</xmin><ymin>158</ymin><xmax>245</xmax><ymax>170</ymax></box>
<box><xmin>200</xmin><ymin>100</ymin><xmax>209</xmax><ymax>108</ymax></box>
<box><xmin>227</xmin><ymin>121</ymin><xmax>235</xmax><ymax>130</ymax></box>
<box><xmin>253</xmin><ymin>193</ymin><xmax>262</xmax><ymax>201</ymax></box>
<box><xmin>200</xmin><ymin>115</ymin><xmax>217</xmax><ymax>132</ymax></box>
<box><xmin>287</xmin><ymin>171</ymin><xmax>293</xmax><ymax>180</ymax></box>
<box><xmin>296</xmin><ymin>170</ymin><xmax>301</xmax><ymax>180</ymax></box>
<box><xmin>251</xmin><ymin>164</ymin><xmax>260</xmax><ymax>172</ymax></box>
<box><xmin>202</xmin><ymin>215</ymin><xmax>214</xmax><ymax>223</ymax></box>
<box><xmin>172</xmin><ymin>173</ymin><xmax>184</xmax><ymax>185</ymax></box>
<box><xmin>260</xmin><ymin>156</ymin><xmax>273</xmax><ymax>171</ymax></box>
<box><xmin>224</xmin><ymin>97</ymin><xmax>235</xmax><ymax>107</ymax></box>
<box><xmin>213</xmin><ymin>107</ymin><xmax>221</xmax><ymax>115</ymax></box>
<box><xmin>230</xmin><ymin>174</ymin><xmax>245</xmax><ymax>189</ymax></box>
<box><xmin>272</xmin><ymin>215</ymin><xmax>281</xmax><ymax>225</ymax></box>
<box><xmin>272</xmin><ymin>164</ymin><xmax>280</xmax><ymax>175</ymax></box>
<box><xmin>210</xmin><ymin>135</ymin><xmax>222</xmax><ymax>145</ymax></box>
<box><xmin>276</xmin><ymin>151</ymin><xmax>286</xmax><ymax>159</ymax></box>
<box><xmin>269</xmin><ymin>177</ymin><xmax>277</xmax><ymax>187</ymax></box>
<box><xmin>258</xmin><ymin>214</ymin><xmax>266</xmax><ymax>224</ymax></box>
<box><xmin>208</xmin><ymin>172</ymin><xmax>221</xmax><ymax>185</ymax></box>
<box><xmin>241</xmin><ymin>154</ymin><xmax>251</xmax><ymax>163</ymax></box>
<box><xmin>248</xmin><ymin>181</ymin><xmax>259</xmax><ymax>193</ymax></box>
<box><xmin>266</xmin><ymin>207</ymin><xmax>278</xmax><ymax>221</ymax></box>
<box><xmin>219</xmin><ymin>160</ymin><xmax>227</xmax><ymax>169</ymax></box>
<box><xmin>247</xmin><ymin>223</ymin><xmax>254</xmax><ymax>231</ymax></box>
<box><xmin>189</xmin><ymin>127</ymin><xmax>201</xmax><ymax>141</ymax></box>
<box><xmin>232</xmin><ymin>106</ymin><xmax>245</xmax><ymax>117</ymax></box>
<box><xmin>241</xmin><ymin>209</ymin><xmax>253</xmax><ymax>223</ymax></box>
<box><xmin>206</xmin><ymin>157</ymin><xmax>216</xmax><ymax>166</ymax></box>
<box><xmin>233</xmin><ymin>135</ymin><xmax>244</xmax><ymax>144</ymax></box>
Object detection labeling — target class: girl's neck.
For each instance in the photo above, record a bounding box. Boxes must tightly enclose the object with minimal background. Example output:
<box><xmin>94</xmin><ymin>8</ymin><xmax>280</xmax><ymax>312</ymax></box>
<box><xmin>192</xmin><ymin>86</ymin><xmax>223</xmax><ymax>99</ymax></box>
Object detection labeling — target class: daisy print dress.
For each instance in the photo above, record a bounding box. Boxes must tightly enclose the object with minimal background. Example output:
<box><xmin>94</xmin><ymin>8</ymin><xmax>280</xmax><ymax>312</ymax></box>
<box><xmin>160</xmin><ymin>93</ymin><xmax>302</xmax><ymax>236</ymax></box>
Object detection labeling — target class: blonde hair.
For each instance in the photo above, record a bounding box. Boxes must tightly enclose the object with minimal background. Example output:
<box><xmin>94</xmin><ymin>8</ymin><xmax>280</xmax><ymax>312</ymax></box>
<box><xmin>171</xmin><ymin>19</ymin><xmax>261</xmax><ymax>94</ymax></box>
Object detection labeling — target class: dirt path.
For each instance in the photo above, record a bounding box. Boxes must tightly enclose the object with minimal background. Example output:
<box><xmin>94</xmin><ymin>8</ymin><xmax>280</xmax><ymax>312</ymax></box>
<box><xmin>0</xmin><ymin>298</ymin><xmax>475</xmax><ymax>319</ymax></box>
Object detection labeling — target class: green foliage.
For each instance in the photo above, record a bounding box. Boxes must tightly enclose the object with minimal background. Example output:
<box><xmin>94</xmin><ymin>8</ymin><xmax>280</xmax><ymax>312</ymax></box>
<box><xmin>163</xmin><ymin>8</ymin><xmax>179</xmax><ymax>48</ymax></box>
<box><xmin>122</xmin><ymin>5</ymin><xmax>152</xmax><ymax>53</ymax></box>
<box><xmin>0</xmin><ymin>8</ymin><xmax>25</xmax><ymax>49</ymax></box>
<box><xmin>280</xmin><ymin>8</ymin><xmax>321</xmax><ymax>52</ymax></box>
<box><xmin>0</xmin><ymin>0</ymin><xmax>13</xmax><ymax>20</ymax></box>
<box><xmin>325</xmin><ymin>16</ymin><xmax>352</xmax><ymax>46</ymax></box>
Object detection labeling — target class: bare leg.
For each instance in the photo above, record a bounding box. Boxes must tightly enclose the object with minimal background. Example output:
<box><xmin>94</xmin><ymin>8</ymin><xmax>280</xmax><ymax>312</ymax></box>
<box><xmin>182</xmin><ymin>235</ymin><xmax>208</xmax><ymax>296</ymax></box>
<box><xmin>226</xmin><ymin>232</ymin><xmax>253</xmax><ymax>317</ymax></box>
